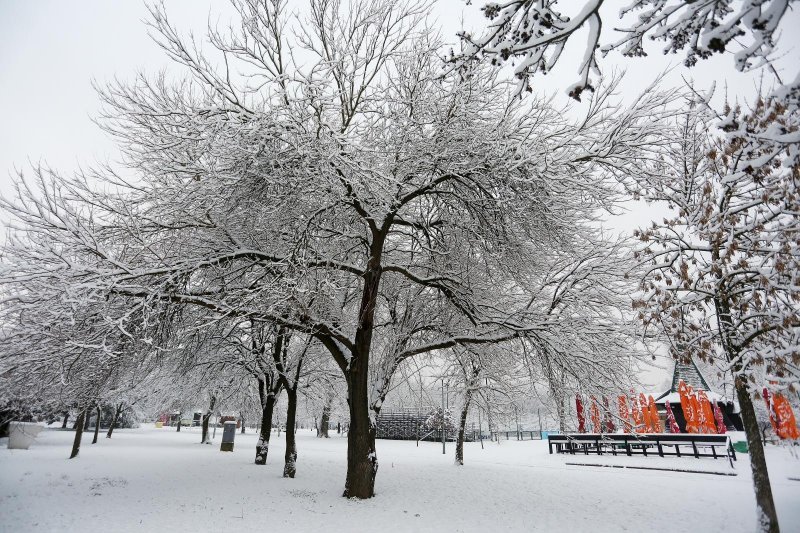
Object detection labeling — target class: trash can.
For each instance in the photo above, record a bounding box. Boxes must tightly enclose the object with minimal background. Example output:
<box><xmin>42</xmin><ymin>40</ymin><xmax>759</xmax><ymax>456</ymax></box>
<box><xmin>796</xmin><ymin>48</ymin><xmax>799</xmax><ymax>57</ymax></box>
<box><xmin>8</xmin><ymin>422</ymin><xmax>44</xmax><ymax>450</ymax></box>
<box><xmin>220</xmin><ymin>421</ymin><xmax>237</xmax><ymax>452</ymax></box>
<box><xmin>732</xmin><ymin>440</ymin><xmax>749</xmax><ymax>453</ymax></box>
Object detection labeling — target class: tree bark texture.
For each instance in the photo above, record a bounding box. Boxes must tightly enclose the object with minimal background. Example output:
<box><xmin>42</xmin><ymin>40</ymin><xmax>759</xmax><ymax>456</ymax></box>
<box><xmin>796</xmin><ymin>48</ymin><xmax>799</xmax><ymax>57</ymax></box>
<box><xmin>343</xmin><ymin>369</ymin><xmax>378</xmax><ymax>498</ymax></box>
<box><xmin>201</xmin><ymin>395</ymin><xmax>217</xmax><ymax>444</ymax></box>
<box><xmin>708</xmin><ymin>210</ymin><xmax>779</xmax><ymax>532</ymax></box>
<box><xmin>713</xmin><ymin>277</ymin><xmax>779</xmax><ymax>532</ymax></box>
<box><xmin>255</xmin><ymin>392</ymin><xmax>276</xmax><ymax>465</ymax></box>
<box><xmin>341</xmin><ymin>243</ymin><xmax>384</xmax><ymax>499</ymax></box>
<box><xmin>283</xmin><ymin>389</ymin><xmax>298</xmax><ymax>478</ymax></box>
<box><xmin>91</xmin><ymin>405</ymin><xmax>101</xmax><ymax>444</ymax></box>
<box><xmin>107</xmin><ymin>403</ymin><xmax>123</xmax><ymax>439</ymax></box>
<box><xmin>61</xmin><ymin>412</ymin><xmax>69</xmax><ymax>429</ymax></box>
<box><xmin>70</xmin><ymin>409</ymin><xmax>87</xmax><ymax>459</ymax></box>
<box><xmin>455</xmin><ymin>391</ymin><xmax>472</xmax><ymax>466</ymax></box>
<box><xmin>736</xmin><ymin>377</ymin><xmax>780</xmax><ymax>533</ymax></box>
<box><xmin>319</xmin><ymin>400</ymin><xmax>331</xmax><ymax>439</ymax></box>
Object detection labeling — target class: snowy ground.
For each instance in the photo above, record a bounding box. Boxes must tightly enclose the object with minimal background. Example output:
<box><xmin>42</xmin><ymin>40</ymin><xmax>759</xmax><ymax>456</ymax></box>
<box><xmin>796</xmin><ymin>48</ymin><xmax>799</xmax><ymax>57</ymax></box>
<box><xmin>1</xmin><ymin>425</ymin><xmax>799</xmax><ymax>532</ymax></box>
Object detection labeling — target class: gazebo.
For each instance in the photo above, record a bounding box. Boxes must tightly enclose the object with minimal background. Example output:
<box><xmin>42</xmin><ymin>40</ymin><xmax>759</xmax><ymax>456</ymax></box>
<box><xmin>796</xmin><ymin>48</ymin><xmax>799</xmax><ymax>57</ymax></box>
<box><xmin>655</xmin><ymin>360</ymin><xmax>743</xmax><ymax>432</ymax></box>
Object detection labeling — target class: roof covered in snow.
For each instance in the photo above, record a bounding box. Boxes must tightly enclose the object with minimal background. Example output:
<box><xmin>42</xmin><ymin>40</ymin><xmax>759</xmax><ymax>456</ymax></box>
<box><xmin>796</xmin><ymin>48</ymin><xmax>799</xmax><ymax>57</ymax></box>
<box><xmin>656</xmin><ymin>360</ymin><xmax>712</xmax><ymax>401</ymax></box>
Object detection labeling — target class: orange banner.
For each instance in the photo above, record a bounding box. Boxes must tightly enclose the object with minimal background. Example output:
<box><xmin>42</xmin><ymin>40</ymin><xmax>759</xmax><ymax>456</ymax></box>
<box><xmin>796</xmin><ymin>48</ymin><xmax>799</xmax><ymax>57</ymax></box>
<box><xmin>697</xmin><ymin>390</ymin><xmax>716</xmax><ymax>434</ymax></box>
<box><xmin>678</xmin><ymin>380</ymin><xmax>697</xmax><ymax>433</ymax></box>
<box><xmin>648</xmin><ymin>395</ymin><xmax>662</xmax><ymax>433</ymax></box>
<box><xmin>774</xmin><ymin>393</ymin><xmax>800</xmax><ymax>440</ymax></box>
<box><xmin>631</xmin><ymin>391</ymin><xmax>645</xmax><ymax>433</ymax></box>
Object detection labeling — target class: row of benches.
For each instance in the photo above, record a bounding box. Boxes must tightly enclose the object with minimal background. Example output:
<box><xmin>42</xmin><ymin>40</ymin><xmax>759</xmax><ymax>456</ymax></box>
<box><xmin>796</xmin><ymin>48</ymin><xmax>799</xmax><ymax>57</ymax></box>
<box><xmin>547</xmin><ymin>433</ymin><xmax>736</xmax><ymax>466</ymax></box>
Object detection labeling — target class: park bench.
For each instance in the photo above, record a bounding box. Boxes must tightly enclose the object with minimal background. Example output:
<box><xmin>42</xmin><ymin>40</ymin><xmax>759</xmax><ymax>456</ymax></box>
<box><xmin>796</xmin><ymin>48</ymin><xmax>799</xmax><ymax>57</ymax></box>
<box><xmin>547</xmin><ymin>433</ymin><xmax>736</xmax><ymax>466</ymax></box>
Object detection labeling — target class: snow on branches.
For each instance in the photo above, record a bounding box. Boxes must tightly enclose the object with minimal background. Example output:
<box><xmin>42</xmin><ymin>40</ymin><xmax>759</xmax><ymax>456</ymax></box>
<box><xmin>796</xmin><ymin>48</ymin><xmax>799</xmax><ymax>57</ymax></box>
<box><xmin>634</xmin><ymin>100</ymin><xmax>800</xmax><ymax>390</ymax></box>
<box><xmin>458</xmin><ymin>0</ymin><xmax>796</xmax><ymax>99</ymax></box>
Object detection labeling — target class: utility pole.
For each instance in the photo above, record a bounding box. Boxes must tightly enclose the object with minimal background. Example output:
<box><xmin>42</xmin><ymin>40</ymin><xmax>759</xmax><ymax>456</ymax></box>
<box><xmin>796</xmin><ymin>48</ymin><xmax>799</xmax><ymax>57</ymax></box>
<box><xmin>441</xmin><ymin>379</ymin><xmax>446</xmax><ymax>454</ymax></box>
<box><xmin>478</xmin><ymin>407</ymin><xmax>484</xmax><ymax>449</ymax></box>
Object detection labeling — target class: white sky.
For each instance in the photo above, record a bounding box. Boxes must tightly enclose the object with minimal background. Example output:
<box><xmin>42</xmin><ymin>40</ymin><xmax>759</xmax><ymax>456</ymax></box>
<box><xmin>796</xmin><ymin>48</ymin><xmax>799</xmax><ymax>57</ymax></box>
<box><xmin>0</xmin><ymin>0</ymin><xmax>798</xmax><ymax>391</ymax></box>
<box><xmin>1</xmin><ymin>1</ymin><xmax>797</xmax><ymax>196</ymax></box>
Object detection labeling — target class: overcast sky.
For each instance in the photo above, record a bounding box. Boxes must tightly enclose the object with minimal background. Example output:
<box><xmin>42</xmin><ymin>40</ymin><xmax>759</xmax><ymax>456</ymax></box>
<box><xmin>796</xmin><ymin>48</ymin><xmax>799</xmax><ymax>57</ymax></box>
<box><xmin>1</xmin><ymin>1</ymin><xmax>797</xmax><ymax>199</ymax></box>
<box><xmin>0</xmin><ymin>1</ymin><xmax>798</xmax><ymax>389</ymax></box>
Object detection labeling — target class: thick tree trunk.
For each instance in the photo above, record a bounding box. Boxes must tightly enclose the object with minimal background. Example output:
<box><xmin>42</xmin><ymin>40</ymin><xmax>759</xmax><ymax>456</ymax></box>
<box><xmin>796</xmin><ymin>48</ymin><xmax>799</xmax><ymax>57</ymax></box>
<box><xmin>455</xmin><ymin>392</ymin><xmax>472</xmax><ymax>466</ymax></box>
<box><xmin>107</xmin><ymin>403</ymin><xmax>123</xmax><ymax>439</ymax></box>
<box><xmin>283</xmin><ymin>389</ymin><xmax>298</xmax><ymax>478</ymax></box>
<box><xmin>736</xmin><ymin>377</ymin><xmax>780</xmax><ymax>533</ymax></box>
<box><xmin>70</xmin><ymin>409</ymin><xmax>87</xmax><ymax>459</ymax></box>
<box><xmin>91</xmin><ymin>405</ymin><xmax>101</xmax><ymax>444</ymax></box>
<box><xmin>255</xmin><ymin>393</ymin><xmax>276</xmax><ymax>465</ymax></box>
<box><xmin>557</xmin><ymin>396</ymin><xmax>568</xmax><ymax>433</ymax></box>
<box><xmin>319</xmin><ymin>400</ymin><xmax>331</xmax><ymax>439</ymax></box>
<box><xmin>343</xmin><ymin>372</ymin><xmax>377</xmax><ymax>498</ymax></box>
<box><xmin>240</xmin><ymin>413</ymin><xmax>245</xmax><ymax>434</ymax></box>
<box><xmin>201</xmin><ymin>395</ymin><xmax>217</xmax><ymax>444</ymax></box>
<box><xmin>61</xmin><ymin>411</ymin><xmax>69</xmax><ymax>429</ymax></box>
<box><xmin>84</xmin><ymin>409</ymin><xmax>91</xmax><ymax>431</ymax></box>
<box><xmin>341</xmin><ymin>242</ymin><xmax>384</xmax><ymax>499</ymax></box>
<box><xmin>201</xmin><ymin>413</ymin><xmax>210</xmax><ymax>443</ymax></box>
<box><xmin>713</xmin><ymin>276</ymin><xmax>779</xmax><ymax>533</ymax></box>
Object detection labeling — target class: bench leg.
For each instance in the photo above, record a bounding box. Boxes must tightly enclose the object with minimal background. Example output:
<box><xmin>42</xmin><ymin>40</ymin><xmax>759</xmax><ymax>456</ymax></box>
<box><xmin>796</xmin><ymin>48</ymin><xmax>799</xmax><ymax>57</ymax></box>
<box><xmin>657</xmin><ymin>442</ymin><xmax>663</xmax><ymax>457</ymax></box>
<box><xmin>692</xmin><ymin>441</ymin><xmax>699</xmax><ymax>458</ymax></box>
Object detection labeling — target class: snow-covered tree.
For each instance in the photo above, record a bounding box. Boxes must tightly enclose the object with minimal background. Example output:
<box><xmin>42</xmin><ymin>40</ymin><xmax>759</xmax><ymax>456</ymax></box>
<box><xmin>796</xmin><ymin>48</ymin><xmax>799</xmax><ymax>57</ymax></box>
<box><xmin>458</xmin><ymin>0</ymin><xmax>795</xmax><ymax>100</ymax></box>
<box><xmin>0</xmin><ymin>0</ymin><xmax>678</xmax><ymax>500</ymax></box>
<box><xmin>634</xmin><ymin>103</ymin><xmax>798</xmax><ymax>532</ymax></box>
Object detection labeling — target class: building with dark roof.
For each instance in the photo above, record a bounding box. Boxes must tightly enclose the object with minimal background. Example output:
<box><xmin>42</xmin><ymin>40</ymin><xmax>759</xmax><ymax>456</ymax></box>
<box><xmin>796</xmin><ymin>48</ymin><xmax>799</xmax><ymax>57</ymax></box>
<box><xmin>655</xmin><ymin>360</ymin><xmax>743</xmax><ymax>432</ymax></box>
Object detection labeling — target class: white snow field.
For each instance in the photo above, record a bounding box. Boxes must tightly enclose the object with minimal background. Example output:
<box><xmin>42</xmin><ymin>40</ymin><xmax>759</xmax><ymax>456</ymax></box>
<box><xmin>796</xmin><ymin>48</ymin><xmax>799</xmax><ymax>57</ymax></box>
<box><xmin>1</xmin><ymin>425</ymin><xmax>799</xmax><ymax>532</ymax></box>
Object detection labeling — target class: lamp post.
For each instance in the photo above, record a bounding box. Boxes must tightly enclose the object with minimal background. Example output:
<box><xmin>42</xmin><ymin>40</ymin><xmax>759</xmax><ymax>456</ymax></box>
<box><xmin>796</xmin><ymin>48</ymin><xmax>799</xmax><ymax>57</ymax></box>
<box><xmin>441</xmin><ymin>379</ymin><xmax>446</xmax><ymax>454</ymax></box>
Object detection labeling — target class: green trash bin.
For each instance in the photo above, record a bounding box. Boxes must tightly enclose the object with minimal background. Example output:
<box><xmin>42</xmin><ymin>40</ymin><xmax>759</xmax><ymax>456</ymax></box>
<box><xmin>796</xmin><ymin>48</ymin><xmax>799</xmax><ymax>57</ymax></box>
<box><xmin>732</xmin><ymin>440</ymin><xmax>749</xmax><ymax>453</ymax></box>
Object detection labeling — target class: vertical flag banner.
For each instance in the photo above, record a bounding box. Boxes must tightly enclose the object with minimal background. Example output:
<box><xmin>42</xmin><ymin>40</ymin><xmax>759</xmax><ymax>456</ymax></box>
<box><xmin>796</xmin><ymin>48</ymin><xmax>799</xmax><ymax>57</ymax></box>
<box><xmin>773</xmin><ymin>393</ymin><xmax>800</xmax><ymax>440</ymax></box>
<box><xmin>712</xmin><ymin>401</ymin><xmax>726</xmax><ymax>434</ymax></box>
<box><xmin>763</xmin><ymin>388</ymin><xmax>779</xmax><ymax>434</ymax></box>
<box><xmin>576</xmin><ymin>393</ymin><xmax>586</xmax><ymax>433</ymax></box>
<box><xmin>689</xmin><ymin>389</ymin><xmax>703</xmax><ymax>434</ymax></box>
<box><xmin>631</xmin><ymin>390</ymin><xmax>645</xmax><ymax>433</ymax></box>
<box><xmin>678</xmin><ymin>380</ymin><xmax>694</xmax><ymax>433</ymax></box>
<box><xmin>648</xmin><ymin>395</ymin><xmax>662</xmax><ymax>433</ymax></box>
<box><xmin>665</xmin><ymin>401</ymin><xmax>680</xmax><ymax>433</ymax></box>
<box><xmin>697</xmin><ymin>390</ymin><xmax>716</xmax><ymax>434</ymax></box>
<box><xmin>639</xmin><ymin>393</ymin><xmax>652</xmax><ymax>433</ymax></box>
